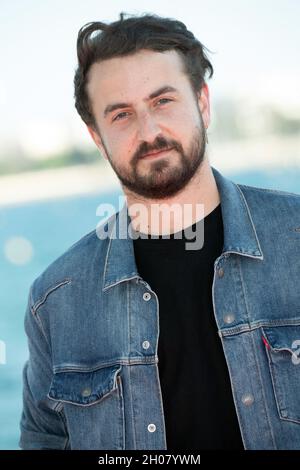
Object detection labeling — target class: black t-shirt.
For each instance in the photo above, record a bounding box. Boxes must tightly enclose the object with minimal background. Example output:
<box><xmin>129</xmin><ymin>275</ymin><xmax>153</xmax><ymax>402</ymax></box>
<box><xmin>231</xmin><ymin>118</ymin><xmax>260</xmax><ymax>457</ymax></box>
<box><xmin>133</xmin><ymin>203</ymin><xmax>244</xmax><ymax>450</ymax></box>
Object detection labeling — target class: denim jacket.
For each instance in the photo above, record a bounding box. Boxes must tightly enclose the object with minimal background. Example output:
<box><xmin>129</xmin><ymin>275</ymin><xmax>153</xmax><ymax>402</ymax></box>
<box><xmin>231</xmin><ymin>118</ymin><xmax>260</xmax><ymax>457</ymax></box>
<box><xmin>19</xmin><ymin>166</ymin><xmax>300</xmax><ymax>450</ymax></box>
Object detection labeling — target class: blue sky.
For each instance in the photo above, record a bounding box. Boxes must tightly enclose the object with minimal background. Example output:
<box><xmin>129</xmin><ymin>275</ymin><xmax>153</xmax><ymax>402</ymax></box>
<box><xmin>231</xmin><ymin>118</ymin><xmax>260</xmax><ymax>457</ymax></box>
<box><xmin>1</xmin><ymin>0</ymin><xmax>299</xmax><ymax>157</ymax></box>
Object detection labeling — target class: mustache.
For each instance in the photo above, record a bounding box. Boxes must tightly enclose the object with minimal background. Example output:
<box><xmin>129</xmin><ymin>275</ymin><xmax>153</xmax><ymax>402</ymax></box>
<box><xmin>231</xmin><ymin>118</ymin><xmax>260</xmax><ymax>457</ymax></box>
<box><xmin>134</xmin><ymin>136</ymin><xmax>181</xmax><ymax>161</ymax></box>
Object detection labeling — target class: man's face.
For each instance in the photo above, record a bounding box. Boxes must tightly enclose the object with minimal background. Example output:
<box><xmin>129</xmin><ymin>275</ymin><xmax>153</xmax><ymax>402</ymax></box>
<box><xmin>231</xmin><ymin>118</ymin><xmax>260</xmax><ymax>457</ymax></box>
<box><xmin>87</xmin><ymin>49</ymin><xmax>210</xmax><ymax>199</ymax></box>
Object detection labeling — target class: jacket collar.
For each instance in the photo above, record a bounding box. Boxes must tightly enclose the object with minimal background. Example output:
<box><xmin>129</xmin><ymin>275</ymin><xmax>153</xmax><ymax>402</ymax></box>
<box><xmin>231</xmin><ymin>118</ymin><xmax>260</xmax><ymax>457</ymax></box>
<box><xmin>103</xmin><ymin>166</ymin><xmax>263</xmax><ymax>290</ymax></box>
<box><xmin>212</xmin><ymin>166</ymin><xmax>263</xmax><ymax>259</ymax></box>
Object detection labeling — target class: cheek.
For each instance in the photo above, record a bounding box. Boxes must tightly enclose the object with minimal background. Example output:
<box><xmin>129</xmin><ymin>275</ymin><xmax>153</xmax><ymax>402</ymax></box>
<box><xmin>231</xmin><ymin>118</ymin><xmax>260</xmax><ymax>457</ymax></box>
<box><xmin>166</xmin><ymin>106</ymin><xmax>200</xmax><ymax>130</ymax></box>
<box><xmin>104</xmin><ymin>129</ymin><xmax>126</xmax><ymax>154</ymax></box>
<box><xmin>163</xmin><ymin>110</ymin><xmax>200</xmax><ymax>145</ymax></box>
<box><xmin>105</xmin><ymin>131</ymin><xmax>135</xmax><ymax>164</ymax></box>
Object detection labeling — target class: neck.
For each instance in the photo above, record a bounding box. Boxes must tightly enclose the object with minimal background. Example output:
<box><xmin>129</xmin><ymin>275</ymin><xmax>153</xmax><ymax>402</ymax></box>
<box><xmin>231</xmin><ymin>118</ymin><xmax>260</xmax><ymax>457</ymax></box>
<box><xmin>123</xmin><ymin>159</ymin><xmax>220</xmax><ymax>236</ymax></box>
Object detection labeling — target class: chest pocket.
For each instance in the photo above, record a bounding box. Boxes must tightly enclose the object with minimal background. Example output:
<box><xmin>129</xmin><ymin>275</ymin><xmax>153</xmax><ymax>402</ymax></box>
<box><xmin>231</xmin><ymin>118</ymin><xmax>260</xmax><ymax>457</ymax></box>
<box><xmin>47</xmin><ymin>364</ymin><xmax>125</xmax><ymax>449</ymax></box>
<box><xmin>262</xmin><ymin>325</ymin><xmax>300</xmax><ymax>424</ymax></box>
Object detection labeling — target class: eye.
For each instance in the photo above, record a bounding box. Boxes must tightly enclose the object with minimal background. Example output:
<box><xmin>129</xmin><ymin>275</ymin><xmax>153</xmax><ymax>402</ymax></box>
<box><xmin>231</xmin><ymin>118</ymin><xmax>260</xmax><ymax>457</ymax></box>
<box><xmin>157</xmin><ymin>98</ymin><xmax>172</xmax><ymax>105</ymax></box>
<box><xmin>112</xmin><ymin>111</ymin><xmax>130</xmax><ymax>122</ymax></box>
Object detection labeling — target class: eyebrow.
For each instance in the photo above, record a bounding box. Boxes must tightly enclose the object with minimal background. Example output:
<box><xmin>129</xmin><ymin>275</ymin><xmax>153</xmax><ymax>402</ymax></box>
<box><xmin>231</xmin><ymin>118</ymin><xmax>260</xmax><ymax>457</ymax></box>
<box><xmin>103</xmin><ymin>85</ymin><xmax>179</xmax><ymax>119</ymax></box>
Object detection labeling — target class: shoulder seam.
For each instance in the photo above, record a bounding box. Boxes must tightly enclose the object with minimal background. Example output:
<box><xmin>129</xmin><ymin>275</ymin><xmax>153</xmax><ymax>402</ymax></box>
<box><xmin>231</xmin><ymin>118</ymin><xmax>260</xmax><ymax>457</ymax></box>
<box><xmin>237</xmin><ymin>183</ymin><xmax>300</xmax><ymax>198</ymax></box>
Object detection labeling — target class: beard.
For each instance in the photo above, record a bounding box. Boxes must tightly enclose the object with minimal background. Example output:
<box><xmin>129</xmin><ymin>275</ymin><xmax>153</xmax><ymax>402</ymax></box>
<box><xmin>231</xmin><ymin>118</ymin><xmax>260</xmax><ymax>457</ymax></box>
<box><xmin>101</xmin><ymin>112</ymin><xmax>207</xmax><ymax>200</ymax></box>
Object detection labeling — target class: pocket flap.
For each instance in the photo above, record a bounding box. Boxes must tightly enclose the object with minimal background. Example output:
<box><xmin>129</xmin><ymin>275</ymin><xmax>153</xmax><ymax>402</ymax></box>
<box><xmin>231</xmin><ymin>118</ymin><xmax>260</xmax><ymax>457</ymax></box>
<box><xmin>262</xmin><ymin>325</ymin><xmax>300</xmax><ymax>354</ymax></box>
<box><xmin>48</xmin><ymin>364</ymin><xmax>121</xmax><ymax>406</ymax></box>
<box><xmin>261</xmin><ymin>325</ymin><xmax>300</xmax><ymax>424</ymax></box>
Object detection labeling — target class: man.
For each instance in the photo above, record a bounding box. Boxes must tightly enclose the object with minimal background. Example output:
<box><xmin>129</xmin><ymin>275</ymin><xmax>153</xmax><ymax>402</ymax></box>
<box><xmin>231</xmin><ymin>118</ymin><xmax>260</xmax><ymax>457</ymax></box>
<box><xmin>19</xmin><ymin>13</ymin><xmax>300</xmax><ymax>450</ymax></box>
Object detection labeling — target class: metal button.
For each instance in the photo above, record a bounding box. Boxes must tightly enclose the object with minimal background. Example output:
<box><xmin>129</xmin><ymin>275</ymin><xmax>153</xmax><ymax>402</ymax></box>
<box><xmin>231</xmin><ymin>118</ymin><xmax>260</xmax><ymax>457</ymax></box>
<box><xmin>142</xmin><ymin>340</ymin><xmax>150</xmax><ymax>350</ymax></box>
<box><xmin>241</xmin><ymin>393</ymin><xmax>254</xmax><ymax>406</ymax></box>
<box><xmin>143</xmin><ymin>292</ymin><xmax>151</xmax><ymax>301</ymax></box>
<box><xmin>223</xmin><ymin>313</ymin><xmax>235</xmax><ymax>324</ymax></box>
<box><xmin>147</xmin><ymin>423</ymin><xmax>156</xmax><ymax>433</ymax></box>
<box><xmin>81</xmin><ymin>387</ymin><xmax>92</xmax><ymax>397</ymax></box>
<box><xmin>218</xmin><ymin>267</ymin><xmax>224</xmax><ymax>278</ymax></box>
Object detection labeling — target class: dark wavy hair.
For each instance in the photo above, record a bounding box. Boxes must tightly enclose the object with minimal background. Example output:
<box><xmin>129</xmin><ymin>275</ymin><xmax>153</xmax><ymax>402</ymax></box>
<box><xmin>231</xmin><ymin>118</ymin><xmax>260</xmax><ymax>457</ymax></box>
<box><xmin>74</xmin><ymin>12</ymin><xmax>214</xmax><ymax>132</ymax></box>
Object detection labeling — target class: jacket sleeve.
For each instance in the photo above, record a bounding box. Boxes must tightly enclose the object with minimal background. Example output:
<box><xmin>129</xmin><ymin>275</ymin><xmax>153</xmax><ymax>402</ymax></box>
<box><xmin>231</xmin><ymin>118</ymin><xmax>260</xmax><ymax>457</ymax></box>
<box><xmin>19</xmin><ymin>285</ymin><xmax>69</xmax><ymax>449</ymax></box>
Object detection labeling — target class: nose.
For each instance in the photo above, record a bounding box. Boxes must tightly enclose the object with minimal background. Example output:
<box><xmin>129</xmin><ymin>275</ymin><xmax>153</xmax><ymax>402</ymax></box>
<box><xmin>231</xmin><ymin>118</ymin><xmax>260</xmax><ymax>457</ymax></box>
<box><xmin>136</xmin><ymin>112</ymin><xmax>162</xmax><ymax>143</ymax></box>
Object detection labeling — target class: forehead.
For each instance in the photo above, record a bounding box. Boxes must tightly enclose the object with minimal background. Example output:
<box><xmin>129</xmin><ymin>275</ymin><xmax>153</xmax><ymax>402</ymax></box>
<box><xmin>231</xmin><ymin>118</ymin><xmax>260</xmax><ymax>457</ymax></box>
<box><xmin>86</xmin><ymin>49</ymin><xmax>188</xmax><ymax>113</ymax></box>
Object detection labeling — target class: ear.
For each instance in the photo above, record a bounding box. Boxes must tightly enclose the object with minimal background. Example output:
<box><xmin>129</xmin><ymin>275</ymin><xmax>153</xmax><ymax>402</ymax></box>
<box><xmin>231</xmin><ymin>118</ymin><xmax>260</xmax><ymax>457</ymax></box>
<box><xmin>197</xmin><ymin>83</ymin><xmax>210</xmax><ymax>129</ymax></box>
<box><xmin>86</xmin><ymin>125</ymin><xmax>109</xmax><ymax>161</ymax></box>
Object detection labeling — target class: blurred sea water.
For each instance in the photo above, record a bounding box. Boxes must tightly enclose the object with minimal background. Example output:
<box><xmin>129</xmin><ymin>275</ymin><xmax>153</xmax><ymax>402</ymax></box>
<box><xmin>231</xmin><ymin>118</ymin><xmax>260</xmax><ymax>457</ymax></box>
<box><xmin>0</xmin><ymin>167</ymin><xmax>299</xmax><ymax>450</ymax></box>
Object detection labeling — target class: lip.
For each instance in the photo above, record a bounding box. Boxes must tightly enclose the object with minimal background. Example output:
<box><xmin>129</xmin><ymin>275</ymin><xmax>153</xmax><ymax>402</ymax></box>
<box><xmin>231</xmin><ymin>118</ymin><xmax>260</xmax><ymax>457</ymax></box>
<box><xmin>141</xmin><ymin>147</ymin><xmax>174</xmax><ymax>159</ymax></box>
